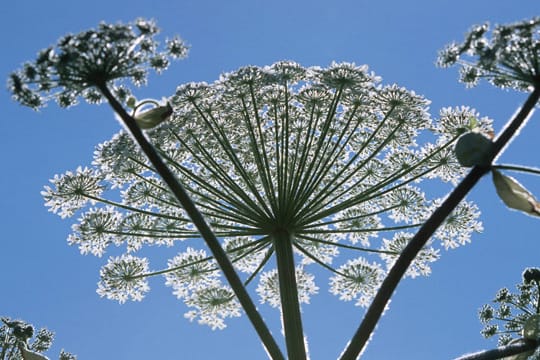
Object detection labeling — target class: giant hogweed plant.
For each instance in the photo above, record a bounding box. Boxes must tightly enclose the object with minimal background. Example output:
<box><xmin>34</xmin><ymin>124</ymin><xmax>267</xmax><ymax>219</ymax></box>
<box><xmin>9</xmin><ymin>17</ymin><xmax>540</xmax><ymax>359</ymax></box>
<box><xmin>0</xmin><ymin>317</ymin><xmax>75</xmax><ymax>360</ymax></box>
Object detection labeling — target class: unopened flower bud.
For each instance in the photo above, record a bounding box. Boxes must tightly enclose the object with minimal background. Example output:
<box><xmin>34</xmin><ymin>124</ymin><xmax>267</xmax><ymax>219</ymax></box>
<box><xmin>492</xmin><ymin>169</ymin><xmax>540</xmax><ymax>217</ymax></box>
<box><xmin>13</xmin><ymin>324</ymin><xmax>34</xmax><ymax>341</ymax></box>
<box><xmin>523</xmin><ymin>268</ymin><xmax>540</xmax><ymax>284</ymax></box>
<box><xmin>133</xmin><ymin>99</ymin><xmax>173</xmax><ymax>129</ymax></box>
<box><xmin>126</xmin><ymin>96</ymin><xmax>137</xmax><ymax>109</ymax></box>
<box><xmin>454</xmin><ymin>132</ymin><xmax>494</xmax><ymax>167</ymax></box>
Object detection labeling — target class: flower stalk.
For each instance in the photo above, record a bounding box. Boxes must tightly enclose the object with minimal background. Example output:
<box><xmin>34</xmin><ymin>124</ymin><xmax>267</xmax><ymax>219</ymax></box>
<box><xmin>10</xmin><ymin>18</ymin><xmax>508</xmax><ymax>359</ymax></box>
<box><xmin>453</xmin><ymin>339</ymin><xmax>538</xmax><ymax>360</ymax></box>
<box><xmin>96</xmin><ymin>82</ymin><xmax>285</xmax><ymax>360</ymax></box>
<box><xmin>339</xmin><ymin>86</ymin><xmax>540</xmax><ymax>360</ymax></box>
<box><xmin>492</xmin><ymin>164</ymin><xmax>540</xmax><ymax>176</ymax></box>
<box><xmin>272</xmin><ymin>229</ymin><xmax>307</xmax><ymax>360</ymax></box>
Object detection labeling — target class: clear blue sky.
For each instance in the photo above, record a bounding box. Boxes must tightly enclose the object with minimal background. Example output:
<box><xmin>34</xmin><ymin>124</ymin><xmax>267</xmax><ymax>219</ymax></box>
<box><xmin>2</xmin><ymin>1</ymin><xmax>539</xmax><ymax>359</ymax></box>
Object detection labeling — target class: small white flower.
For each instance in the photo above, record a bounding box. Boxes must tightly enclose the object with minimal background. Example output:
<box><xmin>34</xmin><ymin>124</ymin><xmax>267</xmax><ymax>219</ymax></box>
<box><xmin>434</xmin><ymin>200</ymin><xmax>483</xmax><ymax>249</ymax></box>
<box><xmin>69</xmin><ymin>207</ymin><xmax>122</xmax><ymax>257</ymax></box>
<box><xmin>329</xmin><ymin>258</ymin><xmax>384</xmax><ymax>307</ymax></box>
<box><xmin>184</xmin><ymin>284</ymin><xmax>241</xmax><ymax>330</ymax></box>
<box><xmin>164</xmin><ymin>247</ymin><xmax>221</xmax><ymax>299</ymax></box>
<box><xmin>42</xmin><ymin>166</ymin><xmax>104</xmax><ymax>218</ymax></box>
<box><xmin>97</xmin><ymin>254</ymin><xmax>150</xmax><ymax>303</ymax></box>
<box><xmin>256</xmin><ymin>267</ymin><xmax>319</xmax><ymax>308</ymax></box>
<box><xmin>379</xmin><ymin>232</ymin><xmax>440</xmax><ymax>278</ymax></box>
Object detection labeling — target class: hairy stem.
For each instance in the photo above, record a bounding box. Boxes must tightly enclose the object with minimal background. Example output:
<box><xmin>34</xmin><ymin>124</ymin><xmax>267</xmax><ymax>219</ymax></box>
<box><xmin>272</xmin><ymin>229</ymin><xmax>307</xmax><ymax>360</ymax></box>
<box><xmin>0</xmin><ymin>334</ymin><xmax>7</xmax><ymax>360</ymax></box>
<box><xmin>97</xmin><ymin>83</ymin><xmax>285</xmax><ymax>360</ymax></box>
<box><xmin>453</xmin><ymin>339</ymin><xmax>538</xmax><ymax>360</ymax></box>
<box><xmin>492</xmin><ymin>164</ymin><xmax>540</xmax><ymax>176</ymax></box>
<box><xmin>340</xmin><ymin>87</ymin><xmax>540</xmax><ymax>360</ymax></box>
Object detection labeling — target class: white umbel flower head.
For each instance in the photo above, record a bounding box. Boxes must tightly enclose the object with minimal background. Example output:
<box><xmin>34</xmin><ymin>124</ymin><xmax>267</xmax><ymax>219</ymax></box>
<box><xmin>97</xmin><ymin>254</ymin><xmax>151</xmax><ymax>303</ymax></box>
<box><xmin>43</xmin><ymin>60</ymin><xmax>487</xmax><ymax>328</ymax></box>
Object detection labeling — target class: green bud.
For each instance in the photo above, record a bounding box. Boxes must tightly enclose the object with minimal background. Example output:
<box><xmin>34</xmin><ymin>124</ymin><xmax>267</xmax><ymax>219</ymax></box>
<box><xmin>467</xmin><ymin>116</ymin><xmax>478</xmax><ymax>130</ymax></box>
<box><xmin>126</xmin><ymin>96</ymin><xmax>137</xmax><ymax>109</ymax></box>
<box><xmin>13</xmin><ymin>324</ymin><xmax>33</xmax><ymax>341</ymax></box>
<box><xmin>523</xmin><ymin>268</ymin><xmax>540</xmax><ymax>284</ymax></box>
<box><xmin>454</xmin><ymin>132</ymin><xmax>494</xmax><ymax>167</ymax></box>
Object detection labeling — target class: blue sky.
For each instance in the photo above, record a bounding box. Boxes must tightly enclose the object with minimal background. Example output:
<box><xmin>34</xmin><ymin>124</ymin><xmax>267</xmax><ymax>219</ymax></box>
<box><xmin>2</xmin><ymin>1</ymin><xmax>540</xmax><ymax>359</ymax></box>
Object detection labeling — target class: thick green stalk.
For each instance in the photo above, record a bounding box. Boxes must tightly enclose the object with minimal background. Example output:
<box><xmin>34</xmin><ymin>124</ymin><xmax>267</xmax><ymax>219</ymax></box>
<box><xmin>453</xmin><ymin>339</ymin><xmax>538</xmax><ymax>360</ymax></box>
<box><xmin>97</xmin><ymin>83</ymin><xmax>285</xmax><ymax>360</ymax></box>
<box><xmin>272</xmin><ymin>229</ymin><xmax>307</xmax><ymax>360</ymax></box>
<box><xmin>339</xmin><ymin>87</ymin><xmax>540</xmax><ymax>360</ymax></box>
<box><xmin>0</xmin><ymin>334</ymin><xmax>7</xmax><ymax>360</ymax></box>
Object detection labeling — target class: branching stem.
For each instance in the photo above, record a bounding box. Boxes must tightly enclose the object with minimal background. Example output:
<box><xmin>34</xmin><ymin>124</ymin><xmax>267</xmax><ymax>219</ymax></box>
<box><xmin>339</xmin><ymin>87</ymin><xmax>540</xmax><ymax>360</ymax></box>
<box><xmin>97</xmin><ymin>83</ymin><xmax>285</xmax><ymax>360</ymax></box>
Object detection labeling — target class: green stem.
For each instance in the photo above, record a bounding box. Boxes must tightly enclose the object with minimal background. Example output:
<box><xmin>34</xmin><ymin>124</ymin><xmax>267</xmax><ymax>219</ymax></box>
<box><xmin>295</xmin><ymin>234</ymin><xmax>399</xmax><ymax>255</ymax></box>
<box><xmin>302</xmin><ymin>223</ymin><xmax>421</xmax><ymax>234</ymax></box>
<box><xmin>97</xmin><ymin>83</ymin><xmax>285</xmax><ymax>360</ymax></box>
<box><xmin>272</xmin><ymin>229</ymin><xmax>307</xmax><ymax>360</ymax></box>
<box><xmin>243</xmin><ymin>247</ymin><xmax>274</xmax><ymax>287</ymax></box>
<box><xmin>536</xmin><ymin>281</ymin><xmax>540</xmax><ymax>314</ymax></box>
<box><xmin>132</xmin><ymin>237</ymin><xmax>271</xmax><ymax>280</ymax></box>
<box><xmin>294</xmin><ymin>242</ymin><xmax>349</xmax><ymax>278</ymax></box>
<box><xmin>492</xmin><ymin>164</ymin><xmax>540</xmax><ymax>176</ymax></box>
<box><xmin>0</xmin><ymin>334</ymin><xmax>7</xmax><ymax>360</ymax></box>
<box><xmin>453</xmin><ymin>339</ymin><xmax>538</xmax><ymax>360</ymax></box>
<box><xmin>339</xmin><ymin>87</ymin><xmax>540</xmax><ymax>360</ymax></box>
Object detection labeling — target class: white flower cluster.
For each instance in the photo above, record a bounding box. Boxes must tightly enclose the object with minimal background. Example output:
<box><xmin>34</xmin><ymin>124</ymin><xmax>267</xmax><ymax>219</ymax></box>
<box><xmin>257</xmin><ymin>267</ymin><xmax>319</xmax><ymax>308</ymax></box>
<box><xmin>9</xmin><ymin>18</ymin><xmax>189</xmax><ymax>109</ymax></box>
<box><xmin>44</xmin><ymin>61</ymin><xmax>488</xmax><ymax>328</ymax></box>
<box><xmin>438</xmin><ymin>17</ymin><xmax>540</xmax><ymax>91</ymax></box>
<box><xmin>96</xmin><ymin>254</ymin><xmax>150</xmax><ymax>303</ymax></box>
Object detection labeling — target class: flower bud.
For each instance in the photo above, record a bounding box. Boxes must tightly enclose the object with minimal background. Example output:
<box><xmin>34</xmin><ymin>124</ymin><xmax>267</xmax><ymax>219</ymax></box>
<box><xmin>13</xmin><ymin>324</ymin><xmax>34</xmax><ymax>341</ymax></box>
<box><xmin>492</xmin><ymin>169</ymin><xmax>540</xmax><ymax>217</ymax></box>
<box><xmin>523</xmin><ymin>268</ymin><xmax>540</xmax><ymax>284</ymax></box>
<box><xmin>126</xmin><ymin>96</ymin><xmax>137</xmax><ymax>109</ymax></box>
<box><xmin>133</xmin><ymin>100</ymin><xmax>173</xmax><ymax>129</ymax></box>
<box><xmin>454</xmin><ymin>132</ymin><xmax>494</xmax><ymax>167</ymax></box>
